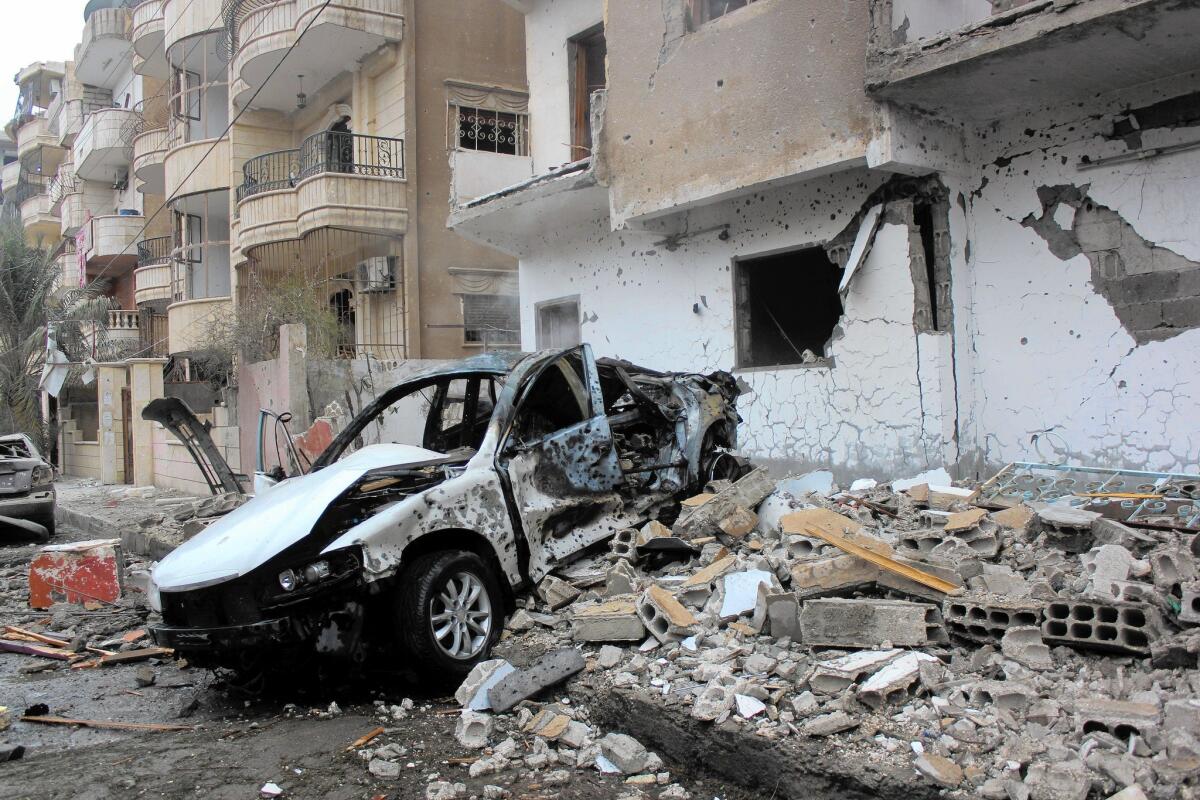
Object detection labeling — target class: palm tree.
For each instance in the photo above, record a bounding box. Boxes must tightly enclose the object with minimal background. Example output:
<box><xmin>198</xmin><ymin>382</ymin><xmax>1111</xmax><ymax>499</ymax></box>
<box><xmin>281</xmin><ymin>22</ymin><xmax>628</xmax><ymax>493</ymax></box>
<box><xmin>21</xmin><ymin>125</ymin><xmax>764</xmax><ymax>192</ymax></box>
<box><xmin>0</xmin><ymin>210</ymin><xmax>116</xmax><ymax>439</ymax></box>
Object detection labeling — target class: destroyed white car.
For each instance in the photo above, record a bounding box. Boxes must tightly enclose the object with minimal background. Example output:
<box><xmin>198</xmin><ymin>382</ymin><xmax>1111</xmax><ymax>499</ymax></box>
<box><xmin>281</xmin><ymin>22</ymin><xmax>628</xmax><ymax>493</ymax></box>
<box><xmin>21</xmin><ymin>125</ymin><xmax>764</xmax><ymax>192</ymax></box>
<box><xmin>150</xmin><ymin>345</ymin><xmax>742</xmax><ymax>680</ymax></box>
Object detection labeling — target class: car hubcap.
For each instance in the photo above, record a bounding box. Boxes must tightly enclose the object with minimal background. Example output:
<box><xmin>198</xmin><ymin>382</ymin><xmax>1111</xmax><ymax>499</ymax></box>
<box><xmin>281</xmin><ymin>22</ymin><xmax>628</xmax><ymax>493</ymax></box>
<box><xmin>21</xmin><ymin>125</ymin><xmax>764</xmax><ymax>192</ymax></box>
<box><xmin>430</xmin><ymin>571</ymin><xmax>492</xmax><ymax>660</ymax></box>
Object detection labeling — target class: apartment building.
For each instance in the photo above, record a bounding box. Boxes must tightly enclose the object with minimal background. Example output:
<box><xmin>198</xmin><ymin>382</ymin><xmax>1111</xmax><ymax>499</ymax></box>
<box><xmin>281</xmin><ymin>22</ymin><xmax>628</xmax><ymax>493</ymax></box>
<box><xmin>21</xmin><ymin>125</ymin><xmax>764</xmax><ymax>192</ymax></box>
<box><xmin>451</xmin><ymin>0</ymin><xmax>1200</xmax><ymax>482</ymax></box>
<box><xmin>10</xmin><ymin>0</ymin><xmax>528</xmax><ymax>486</ymax></box>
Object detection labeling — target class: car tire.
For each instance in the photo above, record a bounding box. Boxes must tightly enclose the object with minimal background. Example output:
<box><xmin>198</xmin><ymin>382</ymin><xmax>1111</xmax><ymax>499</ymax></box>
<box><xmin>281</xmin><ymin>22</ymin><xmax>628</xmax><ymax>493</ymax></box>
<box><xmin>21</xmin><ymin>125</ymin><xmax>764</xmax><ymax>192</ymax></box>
<box><xmin>397</xmin><ymin>550</ymin><xmax>504</xmax><ymax>682</ymax></box>
<box><xmin>36</xmin><ymin>510</ymin><xmax>56</xmax><ymax>538</ymax></box>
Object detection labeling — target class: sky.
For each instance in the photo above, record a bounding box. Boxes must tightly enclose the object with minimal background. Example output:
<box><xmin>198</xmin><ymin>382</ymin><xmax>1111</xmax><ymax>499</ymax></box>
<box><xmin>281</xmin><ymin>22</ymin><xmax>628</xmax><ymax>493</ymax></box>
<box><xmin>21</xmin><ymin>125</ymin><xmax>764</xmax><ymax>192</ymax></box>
<box><xmin>1</xmin><ymin>1</ymin><xmax>90</xmax><ymax>125</ymax></box>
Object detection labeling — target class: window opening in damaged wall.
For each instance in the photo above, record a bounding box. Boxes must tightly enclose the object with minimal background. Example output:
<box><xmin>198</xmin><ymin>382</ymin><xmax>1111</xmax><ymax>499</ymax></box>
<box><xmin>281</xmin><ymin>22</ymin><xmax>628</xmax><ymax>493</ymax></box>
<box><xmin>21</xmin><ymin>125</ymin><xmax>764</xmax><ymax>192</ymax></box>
<box><xmin>735</xmin><ymin>247</ymin><xmax>844</xmax><ymax>369</ymax></box>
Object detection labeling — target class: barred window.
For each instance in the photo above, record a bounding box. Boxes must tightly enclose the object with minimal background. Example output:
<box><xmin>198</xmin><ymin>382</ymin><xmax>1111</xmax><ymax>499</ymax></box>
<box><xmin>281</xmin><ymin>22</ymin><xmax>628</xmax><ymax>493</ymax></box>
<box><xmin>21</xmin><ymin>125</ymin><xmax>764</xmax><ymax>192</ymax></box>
<box><xmin>454</xmin><ymin>106</ymin><xmax>529</xmax><ymax>157</ymax></box>
<box><xmin>462</xmin><ymin>294</ymin><xmax>520</xmax><ymax>345</ymax></box>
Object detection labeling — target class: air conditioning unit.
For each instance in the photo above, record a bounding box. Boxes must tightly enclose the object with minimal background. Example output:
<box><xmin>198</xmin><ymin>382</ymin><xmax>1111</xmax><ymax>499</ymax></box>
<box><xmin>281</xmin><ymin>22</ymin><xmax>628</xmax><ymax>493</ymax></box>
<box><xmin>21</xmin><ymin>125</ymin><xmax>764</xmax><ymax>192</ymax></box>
<box><xmin>357</xmin><ymin>256</ymin><xmax>397</xmax><ymax>293</ymax></box>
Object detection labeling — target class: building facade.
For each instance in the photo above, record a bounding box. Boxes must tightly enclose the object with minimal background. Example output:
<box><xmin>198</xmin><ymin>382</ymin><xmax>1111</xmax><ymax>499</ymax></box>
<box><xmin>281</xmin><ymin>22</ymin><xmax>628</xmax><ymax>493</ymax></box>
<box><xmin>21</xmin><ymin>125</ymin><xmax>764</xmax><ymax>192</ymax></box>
<box><xmin>9</xmin><ymin>0</ymin><xmax>529</xmax><ymax>485</ymax></box>
<box><xmin>451</xmin><ymin>0</ymin><xmax>1200</xmax><ymax>482</ymax></box>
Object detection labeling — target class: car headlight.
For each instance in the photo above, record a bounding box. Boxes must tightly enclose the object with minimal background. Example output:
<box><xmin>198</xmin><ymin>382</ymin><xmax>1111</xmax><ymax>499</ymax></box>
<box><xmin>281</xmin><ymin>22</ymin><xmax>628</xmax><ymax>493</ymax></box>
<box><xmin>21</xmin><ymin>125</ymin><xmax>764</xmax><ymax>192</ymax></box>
<box><xmin>31</xmin><ymin>465</ymin><xmax>53</xmax><ymax>487</ymax></box>
<box><xmin>148</xmin><ymin>580</ymin><xmax>162</xmax><ymax>613</ymax></box>
<box><xmin>278</xmin><ymin>569</ymin><xmax>299</xmax><ymax>592</ymax></box>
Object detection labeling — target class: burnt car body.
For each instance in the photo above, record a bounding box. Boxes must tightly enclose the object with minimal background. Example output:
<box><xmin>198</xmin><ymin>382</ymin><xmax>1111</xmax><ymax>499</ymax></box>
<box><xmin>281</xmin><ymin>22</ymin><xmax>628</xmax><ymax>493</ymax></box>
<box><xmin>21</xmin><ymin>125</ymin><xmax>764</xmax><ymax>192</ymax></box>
<box><xmin>149</xmin><ymin>345</ymin><xmax>741</xmax><ymax>680</ymax></box>
<box><xmin>0</xmin><ymin>433</ymin><xmax>57</xmax><ymax>538</ymax></box>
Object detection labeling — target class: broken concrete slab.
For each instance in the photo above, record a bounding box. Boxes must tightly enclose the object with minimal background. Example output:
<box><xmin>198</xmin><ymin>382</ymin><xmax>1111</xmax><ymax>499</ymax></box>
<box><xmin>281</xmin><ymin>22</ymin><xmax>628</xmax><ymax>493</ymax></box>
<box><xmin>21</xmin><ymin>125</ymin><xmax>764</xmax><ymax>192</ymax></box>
<box><xmin>599</xmin><ymin>732</ymin><xmax>650</xmax><ymax>773</ymax></box>
<box><xmin>674</xmin><ymin>467</ymin><xmax>775</xmax><ymax>539</ymax></box>
<box><xmin>799</xmin><ymin>710</ymin><xmax>859</xmax><ymax>736</ymax></box>
<box><xmin>718</xmin><ymin>570</ymin><xmax>776</xmax><ymax>619</ymax></box>
<box><xmin>913</xmin><ymin>753</ymin><xmax>962</xmax><ymax>788</ymax></box>
<box><xmin>892</xmin><ymin>468</ymin><xmax>951</xmax><ymax>493</ymax></box>
<box><xmin>1074</xmin><ymin>698</ymin><xmax>1160</xmax><ymax>739</ymax></box>
<box><xmin>765</xmin><ymin>592</ymin><xmax>800</xmax><ymax>640</ymax></box>
<box><xmin>926</xmin><ymin>485</ymin><xmax>978</xmax><ymax>511</ymax></box>
<box><xmin>456</xmin><ymin>659</ymin><xmax>517</xmax><ymax>711</ymax></box>
<box><xmin>718</xmin><ymin>506</ymin><xmax>758</xmax><ymax>539</ymax></box>
<box><xmin>799</xmin><ymin>598</ymin><xmax>943</xmax><ymax>648</ymax></box>
<box><xmin>943</xmin><ymin>507</ymin><xmax>988</xmax><ymax>532</ymax></box>
<box><xmin>1001</xmin><ymin>625</ymin><xmax>1053</xmax><ymax>670</ymax></box>
<box><xmin>537</xmin><ymin>575</ymin><xmax>582</xmax><ymax>611</ymax></box>
<box><xmin>790</xmin><ymin>553</ymin><xmax>880</xmax><ymax>599</ymax></box>
<box><xmin>28</xmin><ymin>539</ymin><xmax>124</xmax><ymax>609</ymax></box>
<box><xmin>487</xmin><ymin>648</ymin><xmax>585</xmax><ymax>713</ymax></box>
<box><xmin>857</xmin><ymin>651</ymin><xmax>939</xmax><ymax>708</ymax></box>
<box><xmin>808</xmin><ymin>649</ymin><xmax>903</xmax><ymax>695</ymax></box>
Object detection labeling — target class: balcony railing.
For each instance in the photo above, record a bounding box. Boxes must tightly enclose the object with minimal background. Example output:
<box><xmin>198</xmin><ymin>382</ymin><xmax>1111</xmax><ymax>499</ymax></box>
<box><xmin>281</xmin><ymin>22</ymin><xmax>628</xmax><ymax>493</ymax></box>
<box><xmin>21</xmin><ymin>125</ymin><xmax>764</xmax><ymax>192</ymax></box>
<box><xmin>9</xmin><ymin>174</ymin><xmax>51</xmax><ymax>206</ymax></box>
<box><xmin>137</xmin><ymin>235</ymin><xmax>172</xmax><ymax>267</ymax></box>
<box><xmin>108</xmin><ymin>309</ymin><xmax>141</xmax><ymax>331</ymax></box>
<box><xmin>236</xmin><ymin>146</ymin><xmax>301</xmax><ymax>201</ymax></box>
<box><xmin>238</xmin><ymin>132</ymin><xmax>404</xmax><ymax>201</ymax></box>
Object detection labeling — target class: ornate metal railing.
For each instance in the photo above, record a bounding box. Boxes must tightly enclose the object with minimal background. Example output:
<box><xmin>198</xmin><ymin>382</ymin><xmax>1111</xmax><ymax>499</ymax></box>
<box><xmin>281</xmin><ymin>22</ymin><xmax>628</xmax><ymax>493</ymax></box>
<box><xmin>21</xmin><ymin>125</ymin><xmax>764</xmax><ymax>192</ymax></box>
<box><xmin>137</xmin><ymin>235</ymin><xmax>172</xmax><ymax>267</ymax></box>
<box><xmin>236</xmin><ymin>146</ymin><xmax>301</xmax><ymax>201</ymax></box>
<box><xmin>298</xmin><ymin>131</ymin><xmax>404</xmax><ymax>180</ymax></box>
<box><xmin>220</xmin><ymin>0</ymin><xmax>276</xmax><ymax>62</ymax></box>
<box><xmin>238</xmin><ymin>132</ymin><xmax>404</xmax><ymax>201</ymax></box>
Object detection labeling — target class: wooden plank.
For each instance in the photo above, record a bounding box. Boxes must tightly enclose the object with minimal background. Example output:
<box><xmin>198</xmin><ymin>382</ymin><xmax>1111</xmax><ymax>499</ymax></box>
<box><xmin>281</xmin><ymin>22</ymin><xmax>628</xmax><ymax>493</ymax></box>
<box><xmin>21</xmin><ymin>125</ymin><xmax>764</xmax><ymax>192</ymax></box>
<box><xmin>0</xmin><ymin>640</ymin><xmax>75</xmax><ymax>660</ymax></box>
<box><xmin>20</xmin><ymin>715</ymin><xmax>193</xmax><ymax>732</ymax></box>
<box><xmin>346</xmin><ymin>726</ymin><xmax>386</xmax><ymax>751</ymax></box>
<box><xmin>800</xmin><ymin>525</ymin><xmax>962</xmax><ymax>596</ymax></box>
<box><xmin>98</xmin><ymin>647</ymin><xmax>174</xmax><ymax>666</ymax></box>
<box><xmin>3</xmin><ymin>626</ymin><xmax>70</xmax><ymax>648</ymax></box>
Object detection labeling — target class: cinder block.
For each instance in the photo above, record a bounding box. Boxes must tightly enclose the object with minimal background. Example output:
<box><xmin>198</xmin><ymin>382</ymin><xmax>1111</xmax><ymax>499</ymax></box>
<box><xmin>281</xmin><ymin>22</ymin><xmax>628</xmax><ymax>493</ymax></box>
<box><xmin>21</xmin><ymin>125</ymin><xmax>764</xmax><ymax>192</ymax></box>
<box><xmin>799</xmin><ymin>598</ymin><xmax>940</xmax><ymax>648</ymax></box>
<box><xmin>808</xmin><ymin>649</ymin><xmax>903</xmax><ymax>695</ymax></box>
<box><xmin>1041</xmin><ymin>599</ymin><xmax>1162</xmax><ymax>656</ymax></box>
<box><xmin>28</xmin><ymin>538</ymin><xmax>124</xmax><ymax>609</ymax></box>
<box><xmin>537</xmin><ymin>575</ymin><xmax>581</xmax><ymax>611</ymax></box>
<box><xmin>1179</xmin><ymin>581</ymin><xmax>1200</xmax><ymax>625</ymax></box>
<box><xmin>571</xmin><ymin>597</ymin><xmax>646</xmax><ymax>643</ymax></box>
<box><xmin>610</xmin><ymin>528</ymin><xmax>638</xmax><ymax>563</ymax></box>
<box><xmin>967</xmin><ymin>679</ymin><xmax>1036</xmax><ymax>712</ymax></box>
<box><xmin>674</xmin><ymin>467</ymin><xmax>775</xmax><ymax>539</ymax></box>
<box><xmin>857</xmin><ymin>651</ymin><xmax>940</xmax><ymax>709</ymax></box>
<box><xmin>1162</xmin><ymin>296</ymin><xmax>1200</xmax><ymax>328</ymax></box>
<box><xmin>1074</xmin><ymin>698</ymin><xmax>1160</xmax><ymax>741</ymax></box>
<box><xmin>943</xmin><ymin>594</ymin><xmax>1043</xmax><ymax>644</ymax></box>
<box><xmin>637</xmin><ymin>585</ymin><xmax>697</xmax><ymax>643</ymax></box>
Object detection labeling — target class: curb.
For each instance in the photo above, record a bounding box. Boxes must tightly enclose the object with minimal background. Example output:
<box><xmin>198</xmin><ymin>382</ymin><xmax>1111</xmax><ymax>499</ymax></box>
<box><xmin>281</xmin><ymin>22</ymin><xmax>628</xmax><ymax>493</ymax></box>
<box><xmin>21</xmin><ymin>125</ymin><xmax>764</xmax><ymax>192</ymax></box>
<box><xmin>55</xmin><ymin>504</ymin><xmax>179</xmax><ymax>561</ymax></box>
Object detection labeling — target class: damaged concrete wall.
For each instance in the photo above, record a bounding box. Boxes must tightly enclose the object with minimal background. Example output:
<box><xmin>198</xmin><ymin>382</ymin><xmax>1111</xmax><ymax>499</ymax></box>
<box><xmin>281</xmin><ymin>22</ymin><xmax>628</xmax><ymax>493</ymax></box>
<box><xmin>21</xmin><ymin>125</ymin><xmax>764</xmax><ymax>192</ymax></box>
<box><xmin>518</xmin><ymin>166</ymin><xmax>964</xmax><ymax>482</ymax></box>
<box><xmin>600</xmin><ymin>0</ymin><xmax>877</xmax><ymax>226</ymax></box>
<box><xmin>948</xmin><ymin>72</ymin><xmax>1200</xmax><ymax>475</ymax></box>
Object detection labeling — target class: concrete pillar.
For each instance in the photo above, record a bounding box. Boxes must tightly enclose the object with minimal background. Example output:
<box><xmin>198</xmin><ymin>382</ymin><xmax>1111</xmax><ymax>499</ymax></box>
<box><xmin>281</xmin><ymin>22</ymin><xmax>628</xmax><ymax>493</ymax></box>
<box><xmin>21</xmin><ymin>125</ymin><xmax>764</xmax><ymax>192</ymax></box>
<box><xmin>96</xmin><ymin>364</ymin><xmax>128</xmax><ymax>485</ymax></box>
<box><xmin>127</xmin><ymin>358</ymin><xmax>168</xmax><ymax>487</ymax></box>
<box><xmin>279</xmin><ymin>323</ymin><xmax>311</xmax><ymax>428</ymax></box>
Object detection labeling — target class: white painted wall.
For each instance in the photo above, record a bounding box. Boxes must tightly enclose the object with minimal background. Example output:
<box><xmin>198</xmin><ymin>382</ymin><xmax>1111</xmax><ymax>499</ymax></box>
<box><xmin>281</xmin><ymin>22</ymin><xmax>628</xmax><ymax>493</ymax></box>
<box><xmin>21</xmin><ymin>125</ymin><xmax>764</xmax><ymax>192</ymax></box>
<box><xmin>451</xmin><ymin>149</ymin><xmax>534</xmax><ymax>204</ymax></box>
<box><xmin>512</xmin><ymin>72</ymin><xmax>1200</xmax><ymax>480</ymax></box>
<box><xmin>521</xmin><ymin>0</ymin><xmax>603</xmax><ymax>174</ymax></box>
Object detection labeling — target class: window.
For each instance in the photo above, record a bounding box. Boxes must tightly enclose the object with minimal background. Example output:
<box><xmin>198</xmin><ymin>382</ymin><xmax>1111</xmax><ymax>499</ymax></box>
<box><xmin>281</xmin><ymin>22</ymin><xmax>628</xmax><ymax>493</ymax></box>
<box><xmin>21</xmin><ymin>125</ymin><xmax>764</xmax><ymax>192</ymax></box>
<box><xmin>454</xmin><ymin>106</ymin><xmax>529</xmax><ymax>156</ymax></box>
<box><xmin>462</xmin><ymin>293</ymin><xmax>520</xmax><ymax>346</ymax></box>
<box><xmin>535</xmin><ymin>297</ymin><xmax>581</xmax><ymax>349</ymax></box>
<box><xmin>687</xmin><ymin>0</ymin><xmax>758</xmax><ymax>29</ymax></box>
<box><xmin>511</xmin><ymin>354</ymin><xmax>590</xmax><ymax>445</ymax></box>
<box><xmin>172</xmin><ymin>69</ymin><xmax>201</xmax><ymax>121</ymax></box>
<box><xmin>174</xmin><ymin>212</ymin><xmax>202</xmax><ymax>263</ymax></box>
<box><xmin>734</xmin><ymin>247</ymin><xmax>844</xmax><ymax>369</ymax></box>
<box><xmin>569</xmin><ymin>26</ymin><xmax>607</xmax><ymax>159</ymax></box>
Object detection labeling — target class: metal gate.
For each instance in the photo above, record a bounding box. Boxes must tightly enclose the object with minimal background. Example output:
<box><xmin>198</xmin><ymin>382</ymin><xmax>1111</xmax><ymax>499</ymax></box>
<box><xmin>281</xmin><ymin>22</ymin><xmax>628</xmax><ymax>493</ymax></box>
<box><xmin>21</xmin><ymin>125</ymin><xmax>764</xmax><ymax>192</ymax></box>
<box><xmin>120</xmin><ymin>386</ymin><xmax>133</xmax><ymax>484</ymax></box>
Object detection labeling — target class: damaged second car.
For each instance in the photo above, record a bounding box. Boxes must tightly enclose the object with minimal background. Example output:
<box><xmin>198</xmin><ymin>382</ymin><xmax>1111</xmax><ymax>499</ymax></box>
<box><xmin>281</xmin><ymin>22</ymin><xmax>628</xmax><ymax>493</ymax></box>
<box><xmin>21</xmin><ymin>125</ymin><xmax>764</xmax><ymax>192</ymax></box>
<box><xmin>149</xmin><ymin>345</ymin><xmax>743</xmax><ymax>683</ymax></box>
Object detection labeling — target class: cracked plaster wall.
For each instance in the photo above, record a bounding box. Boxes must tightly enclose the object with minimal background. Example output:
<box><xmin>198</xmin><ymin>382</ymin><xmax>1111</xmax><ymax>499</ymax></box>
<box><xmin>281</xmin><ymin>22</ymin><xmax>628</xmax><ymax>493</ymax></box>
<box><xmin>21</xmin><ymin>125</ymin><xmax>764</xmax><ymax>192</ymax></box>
<box><xmin>518</xmin><ymin>168</ymin><xmax>960</xmax><ymax>482</ymax></box>
<box><xmin>947</xmin><ymin>73</ymin><xmax>1200</xmax><ymax>476</ymax></box>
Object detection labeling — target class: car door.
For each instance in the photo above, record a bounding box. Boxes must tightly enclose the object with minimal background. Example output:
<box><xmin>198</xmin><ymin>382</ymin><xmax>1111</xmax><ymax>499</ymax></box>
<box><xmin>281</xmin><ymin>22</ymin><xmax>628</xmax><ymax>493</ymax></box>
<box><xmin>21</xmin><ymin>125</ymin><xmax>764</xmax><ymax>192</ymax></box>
<box><xmin>499</xmin><ymin>345</ymin><xmax>635</xmax><ymax>579</ymax></box>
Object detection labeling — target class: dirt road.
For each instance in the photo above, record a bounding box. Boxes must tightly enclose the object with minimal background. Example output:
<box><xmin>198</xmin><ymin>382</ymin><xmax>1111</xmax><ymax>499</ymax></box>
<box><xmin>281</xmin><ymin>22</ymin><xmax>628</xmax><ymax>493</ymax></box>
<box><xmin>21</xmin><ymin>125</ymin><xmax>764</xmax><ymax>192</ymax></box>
<box><xmin>0</xmin><ymin>519</ymin><xmax>755</xmax><ymax>800</ymax></box>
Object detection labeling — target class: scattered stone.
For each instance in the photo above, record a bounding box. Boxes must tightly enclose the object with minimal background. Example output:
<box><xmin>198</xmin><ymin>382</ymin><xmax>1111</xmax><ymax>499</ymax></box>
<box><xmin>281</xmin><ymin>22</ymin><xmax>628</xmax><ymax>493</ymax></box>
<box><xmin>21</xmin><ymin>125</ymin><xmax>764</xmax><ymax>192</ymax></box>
<box><xmin>538</xmin><ymin>575</ymin><xmax>582</xmax><ymax>611</ymax></box>
<box><xmin>134</xmin><ymin>665</ymin><xmax>156</xmax><ymax>687</ymax></box>
<box><xmin>368</xmin><ymin>758</ymin><xmax>400</xmax><ymax>778</ymax></box>
<box><xmin>600</xmin><ymin>732</ymin><xmax>650</xmax><ymax>773</ymax></box>
<box><xmin>913</xmin><ymin>753</ymin><xmax>962</xmax><ymax>787</ymax></box>
<box><xmin>799</xmin><ymin>710</ymin><xmax>858</xmax><ymax>736</ymax></box>
<box><xmin>454</xmin><ymin>710</ymin><xmax>493</xmax><ymax>749</ymax></box>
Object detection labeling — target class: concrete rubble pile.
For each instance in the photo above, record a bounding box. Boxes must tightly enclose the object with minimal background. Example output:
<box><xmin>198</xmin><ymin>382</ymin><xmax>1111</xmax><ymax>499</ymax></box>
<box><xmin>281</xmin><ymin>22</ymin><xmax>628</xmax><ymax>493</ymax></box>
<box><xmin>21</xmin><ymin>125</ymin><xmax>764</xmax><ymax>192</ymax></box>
<box><xmin>424</xmin><ymin>466</ymin><xmax>1200</xmax><ymax>799</ymax></box>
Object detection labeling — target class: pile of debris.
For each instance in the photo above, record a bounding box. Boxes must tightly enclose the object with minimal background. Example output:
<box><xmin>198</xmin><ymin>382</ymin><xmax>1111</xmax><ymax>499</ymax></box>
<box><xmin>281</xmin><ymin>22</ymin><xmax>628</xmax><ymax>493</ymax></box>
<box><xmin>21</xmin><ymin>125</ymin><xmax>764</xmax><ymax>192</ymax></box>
<box><xmin>425</xmin><ymin>464</ymin><xmax>1200</xmax><ymax>799</ymax></box>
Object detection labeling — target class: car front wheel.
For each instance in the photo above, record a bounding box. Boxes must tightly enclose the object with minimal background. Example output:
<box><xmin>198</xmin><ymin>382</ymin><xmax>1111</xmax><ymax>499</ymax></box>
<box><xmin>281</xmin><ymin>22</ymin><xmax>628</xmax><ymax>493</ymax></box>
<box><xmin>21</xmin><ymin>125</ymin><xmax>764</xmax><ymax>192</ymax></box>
<box><xmin>397</xmin><ymin>550</ymin><xmax>503</xmax><ymax>682</ymax></box>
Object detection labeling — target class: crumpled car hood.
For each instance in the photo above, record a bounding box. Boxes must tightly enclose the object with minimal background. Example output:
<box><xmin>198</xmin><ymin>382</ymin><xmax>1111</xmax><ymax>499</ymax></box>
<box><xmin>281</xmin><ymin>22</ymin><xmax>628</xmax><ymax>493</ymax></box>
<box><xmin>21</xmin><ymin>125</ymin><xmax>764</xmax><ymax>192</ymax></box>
<box><xmin>153</xmin><ymin>444</ymin><xmax>444</xmax><ymax>592</ymax></box>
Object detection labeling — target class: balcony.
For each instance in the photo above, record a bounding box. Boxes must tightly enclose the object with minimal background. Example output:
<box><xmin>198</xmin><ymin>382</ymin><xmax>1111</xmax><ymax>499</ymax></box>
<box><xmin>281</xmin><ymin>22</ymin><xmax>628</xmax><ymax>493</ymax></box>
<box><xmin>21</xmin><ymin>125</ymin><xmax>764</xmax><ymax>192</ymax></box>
<box><xmin>1</xmin><ymin>161</ymin><xmax>21</xmax><ymax>194</ymax></box>
<box><xmin>168</xmin><ymin>296</ymin><xmax>231</xmax><ymax>354</ymax></box>
<box><xmin>19</xmin><ymin>184</ymin><xmax>60</xmax><ymax>240</ymax></box>
<box><xmin>237</xmin><ymin>131</ymin><xmax>406</xmax><ymax>252</ymax></box>
<box><xmin>164</xmin><ymin>136</ymin><xmax>231</xmax><ymax>198</ymax></box>
<box><xmin>56</xmin><ymin>244</ymin><xmax>82</xmax><ymax>294</ymax></box>
<box><xmin>76</xmin><ymin>4</ymin><xmax>134</xmax><ymax>88</ymax></box>
<box><xmin>228</xmin><ymin>0</ymin><xmax>403</xmax><ymax>112</ymax></box>
<box><xmin>106</xmin><ymin>309</ymin><xmax>142</xmax><ymax>344</ymax></box>
<box><xmin>83</xmin><ymin>215</ymin><xmax>143</xmax><ymax>276</ymax></box>
<box><xmin>74</xmin><ymin>108</ymin><xmax>141</xmax><ymax>182</ymax></box>
<box><xmin>134</xmin><ymin>236</ymin><xmax>173</xmax><ymax>306</ymax></box>
<box><xmin>132</xmin><ymin>124</ymin><xmax>168</xmax><ymax>195</ymax></box>
<box><xmin>60</xmin><ymin>191</ymin><xmax>86</xmax><ymax>238</ymax></box>
<box><xmin>867</xmin><ymin>0</ymin><xmax>1200</xmax><ymax>120</ymax></box>
<box><xmin>132</xmin><ymin>0</ymin><xmax>167</xmax><ymax>79</ymax></box>
<box><xmin>16</xmin><ymin>115</ymin><xmax>65</xmax><ymax>169</ymax></box>
<box><xmin>48</xmin><ymin>161</ymin><xmax>77</xmax><ymax>214</ymax></box>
